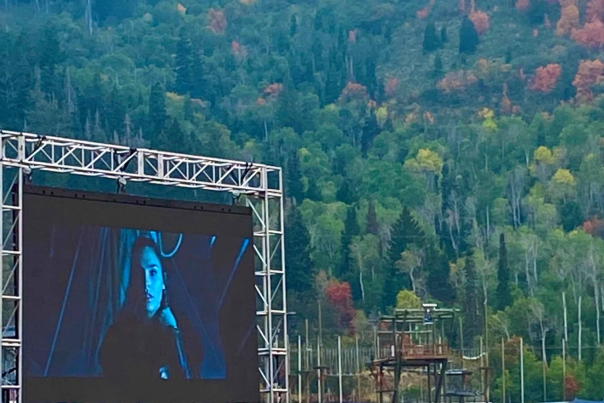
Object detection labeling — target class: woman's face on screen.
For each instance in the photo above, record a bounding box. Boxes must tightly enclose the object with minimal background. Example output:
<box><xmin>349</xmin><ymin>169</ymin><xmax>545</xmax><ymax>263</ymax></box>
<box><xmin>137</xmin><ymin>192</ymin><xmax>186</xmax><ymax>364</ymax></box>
<box><xmin>137</xmin><ymin>246</ymin><xmax>164</xmax><ymax>318</ymax></box>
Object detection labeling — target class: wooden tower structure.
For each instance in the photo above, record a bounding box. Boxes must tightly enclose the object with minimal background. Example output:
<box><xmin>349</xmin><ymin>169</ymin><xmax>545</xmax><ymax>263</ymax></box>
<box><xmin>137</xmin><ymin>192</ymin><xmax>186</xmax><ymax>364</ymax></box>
<box><xmin>369</xmin><ymin>304</ymin><xmax>459</xmax><ymax>403</ymax></box>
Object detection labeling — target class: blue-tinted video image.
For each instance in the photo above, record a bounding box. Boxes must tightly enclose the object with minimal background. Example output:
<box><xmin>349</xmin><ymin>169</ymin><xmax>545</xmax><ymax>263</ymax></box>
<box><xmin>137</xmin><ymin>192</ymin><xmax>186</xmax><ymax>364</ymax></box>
<box><xmin>25</xmin><ymin>226</ymin><xmax>250</xmax><ymax>381</ymax></box>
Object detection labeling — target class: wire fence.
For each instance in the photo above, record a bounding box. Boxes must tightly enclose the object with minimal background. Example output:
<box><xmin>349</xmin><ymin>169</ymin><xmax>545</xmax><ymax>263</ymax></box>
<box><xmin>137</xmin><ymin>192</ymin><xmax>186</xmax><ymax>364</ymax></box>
<box><xmin>286</xmin><ymin>338</ymin><xmax>604</xmax><ymax>403</ymax></box>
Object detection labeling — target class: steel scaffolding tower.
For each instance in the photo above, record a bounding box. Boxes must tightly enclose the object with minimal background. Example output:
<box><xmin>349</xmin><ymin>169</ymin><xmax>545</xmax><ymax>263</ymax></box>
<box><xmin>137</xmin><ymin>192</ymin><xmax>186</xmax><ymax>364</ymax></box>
<box><xmin>0</xmin><ymin>129</ymin><xmax>289</xmax><ymax>403</ymax></box>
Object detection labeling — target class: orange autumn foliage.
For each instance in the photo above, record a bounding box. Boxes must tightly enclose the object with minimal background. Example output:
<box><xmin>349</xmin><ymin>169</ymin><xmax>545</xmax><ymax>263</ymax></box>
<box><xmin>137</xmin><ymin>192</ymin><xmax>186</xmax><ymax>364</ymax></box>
<box><xmin>501</xmin><ymin>84</ymin><xmax>512</xmax><ymax>114</ymax></box>
<box><xmin>531</xmin><ymin>64</ymin><xmax>562</xmax><ymax>93</ymax></box>
<box><xmin>586</xmin><ymin>0</ymin><xmax>604</xmax><ymax>22</ymax></box>
<box><xmin>385</xmin><ymin>77</ymin><xmax>400</xmax><ymax>98</ymax></box>
<box><xmin>339</xmin><ymin>82</ymin><xmax>369</xmax><ymax>103</ymax></box>
<box><xmin>516</xmin><ymin>0</ymin><xmax>530</xmax><ymax>12</ymax></box>
<box><xmin>264</xmin><ymin>83</ymin><xmax>283</xmax><ymax>97</ymax></box>
<box><xmin>438</xmin><ymin>71</ymin><xmax>478</xmax><ymax>92</ymax></box>
<box><xmin>348</xmin><ymin>30</ymin><xmax>357</xmax><ymax>43</ymax></box>
<box><xmin>209</xmin><ymin>9</ymin><xmax>227</xmax><ymax>34</ymax></box>
<box><xmin>573</xmin><ymin>59</ymin><xmax>604</xmax><ymax>102</ymax></box>
<box><xmin>572</xmin><ymin>20</ymin><xmax>604</xmax><ymax>48</ymax></box>
<box><xmin>417</xmin><ymin>6</ymin><xmax>431</xmax><ymax>19</ymax></box>
<box><xmin>557</xmin><ymin>2</ymin><xmax>580</xmax><ymax>36</ymax></box>
<box><xmin>469</xmin><ymin>10</ymin><xmax>490</xmax><ymax>34</ymax></box>
<box><xmin>417</xmin><ymin>0</ymin><xmax>435</xmax><ymax>19</ymax></box>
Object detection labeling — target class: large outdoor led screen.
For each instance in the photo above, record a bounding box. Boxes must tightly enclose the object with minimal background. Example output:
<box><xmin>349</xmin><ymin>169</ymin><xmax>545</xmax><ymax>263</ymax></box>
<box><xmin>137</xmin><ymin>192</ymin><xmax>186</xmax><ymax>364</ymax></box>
<box><xmin>22</xmin><ymin>187</ymin><xmax>259</xmax><ymax>403</ymax></box>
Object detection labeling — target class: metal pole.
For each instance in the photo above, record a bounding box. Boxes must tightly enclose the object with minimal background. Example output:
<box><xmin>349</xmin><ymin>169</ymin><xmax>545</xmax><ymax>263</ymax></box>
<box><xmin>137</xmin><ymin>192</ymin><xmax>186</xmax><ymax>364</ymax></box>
<box><xmin>459</xmin><ymin>317</ymin><xmax>464</xmax><ymax>370</ymax></box>
<box><xmin>338</xmin><ymin>336</ymin><xmax>343</xmax><ymax>403</ymax></box>
<box><xmin>298</xmin><ymin>336</ymin><xmax>302</xmax><ymax>403</ymax></box>
<box><xmin>480</xmin><ymin>336</ymin><xmax>484</xmax><ymax>395</ymax></box>
<box><xmin>563</xmin><ymin>292</ymin><xmax>568</xmax><ymax>343</ymax></box>
<box><xmin>502</xmin><ymin>338</ymin><xmax>505</xmax><ymax>403</ymax></box>
<box><xmin>484</xmin><ymin>294</ymin><xmax>490</xmax><ymax>403</ymax></box>
<box><xmin>356</xmin><ymin>335</ymin><xmax>361</xmax><ymax>402</ymax></box>
<box><xmin>520</xmin><ymin>338</ymin><xmax>524</xmax><ymax>403</ymax></box>
<box><xmin>317</xmin><ymin>339</ymin><xmax>322</xmax><ymax>403</ymax></box>
<box><xmin>578</xmin><ymin>296</ymin><xmax>582</xmax><ymax>361</ymax></box>
<box><xmin>305</xmin><ymin>320</ymin><xmax>310</xmax><ymax>370</ymax></box>
<box><xmin>562</xmin><ymin>339</ymin><xmax>566</xmax><ymax>402</ymax></box>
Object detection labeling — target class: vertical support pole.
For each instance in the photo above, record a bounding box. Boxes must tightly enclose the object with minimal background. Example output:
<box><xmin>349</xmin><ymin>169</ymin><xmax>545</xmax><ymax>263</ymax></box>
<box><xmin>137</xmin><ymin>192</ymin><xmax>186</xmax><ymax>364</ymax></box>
<box><xmin>578</xmin><ymin>296</ymin><xmax>582</xmax><ymax>362</ymax></box>
<box><xmin>356</xmin><ymin>335</ymin><xmax>361</xmax><ymax>402</ymax></box>
<box><xmin>298</xmin><ymin>336</ymin><xmax>302</xmax><ymax>403</ymax></box>
<box><xmin>563</xmin><ymin>292</ymin><xmax>568</xmax><ymax>343</ymax></box>
<box><xmin>479</xmin><ymin>336</ymin><xmax>484</xmax><ymax>395</ymax></box>
<box><xmin>520</xmin><ymin>338</ymin><xmax>525</xmax><ymax>403</ymax></box>
<box><xmin>562</xmin><ymin>339</ymin><xmax>566</xmax><ymax>402</ymax></box>
<box><xmin>501</xmin><ymin>338</ymin><xmax>505</xmax><ymax>403</ymax></box>
<box><xmin>0</xmin><ymin>134</ymin><xmax>4</xmax><ymax>401</ymax></box>
<box><xmin>263</xmin><ymin>168</ymin><xmax>274</xmax><ymax>403</ymax></box>
<box><xmin>279</xmin><ymin>167</ymin><xmax>289</xmax><ymax>403</ymax></box>
<box><xmin>338</xmin><ymin>336</ymin><xmax>343</xmax><ymax>403</ymax></box>
<box><xmin>16</xmin><ymin>162</ymin><xmax>23</xmax><ymax>403</ymax></box>
<box><xmin>459</xmin><ymin>318</ymin><xmax>464</xmax><ymax>370</ymax></box>
<box><xmin>427</xmin><ymin>364</ymin><xmax>432</xmax><ymax>403</ymax></box>
<box><xmin>317</xmin><ymin>339</ymin><xmax>322</xmax><ymax>403</ymax></box>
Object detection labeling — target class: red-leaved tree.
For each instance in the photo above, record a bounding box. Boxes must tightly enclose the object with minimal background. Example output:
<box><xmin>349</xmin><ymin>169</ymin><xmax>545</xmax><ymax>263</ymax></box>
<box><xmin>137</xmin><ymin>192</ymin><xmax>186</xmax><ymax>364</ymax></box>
<box><xmin>209</xmin><ymin>9</ymin><xmax>227</xmax><ymax>34</ymax></box>
<box><xmin>516</xmin><ymin>0</ymin><xmax>530</xmax><ymax>12</ymax></box>
<box><xmin>587</xmin><ymin>0</ymin><xmax>604</xmax><ymax>23</ymax></box>
<box><xmin>531</xmin><ymin>64</ymin><xmax>562</xmax><ymax>93</ymax></box>
<box><xmin>572</xmin><ymin>20</ymin><xmax>604</xmax><ymax>49</ymax></box>
<box><xmin>469</xmin><ymin>10</ymin><xmax>490</xmax><ymax>34</ymax></box>
<box><xmin>325</xmin><ymin>281</ymin><xmax>356</xmax><ymax>333</ymax></box>
<box><xmin>573</xmin><ymin>59</ymin><xmax>604</xmax><ymax>102</ymax></box>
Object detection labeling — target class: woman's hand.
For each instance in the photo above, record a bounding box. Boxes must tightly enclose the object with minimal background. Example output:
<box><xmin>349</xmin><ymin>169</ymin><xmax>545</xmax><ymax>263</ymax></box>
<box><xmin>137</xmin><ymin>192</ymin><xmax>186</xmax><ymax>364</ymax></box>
<box><xmin>160</xmin><ymin>307</ymin><xmax>178</xmax><ymax>329</ymax></box>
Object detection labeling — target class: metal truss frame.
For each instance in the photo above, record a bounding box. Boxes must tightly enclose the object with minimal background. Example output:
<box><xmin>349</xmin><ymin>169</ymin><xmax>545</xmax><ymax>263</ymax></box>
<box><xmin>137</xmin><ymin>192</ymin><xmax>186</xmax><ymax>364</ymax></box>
<box><xmin>0</xmin><ymin>129</ymin><xmax>289</xmax><ymax>403</ymax></box>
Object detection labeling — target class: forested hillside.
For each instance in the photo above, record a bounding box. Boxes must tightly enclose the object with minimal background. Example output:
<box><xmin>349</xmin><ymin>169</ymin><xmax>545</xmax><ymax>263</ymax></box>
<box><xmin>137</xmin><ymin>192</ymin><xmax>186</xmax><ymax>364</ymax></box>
<box><xmin>5</xmin><ymin>0</ymin><xmax>604</xmax><ymax>399</ymax></box>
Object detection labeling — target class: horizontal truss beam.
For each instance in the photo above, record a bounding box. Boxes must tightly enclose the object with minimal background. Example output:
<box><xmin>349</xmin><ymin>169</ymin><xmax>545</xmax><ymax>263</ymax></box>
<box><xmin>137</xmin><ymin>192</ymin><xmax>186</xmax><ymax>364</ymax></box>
<box><xmin>0</xmin><ymin>130</ymin><xmax>280</xmax><ymax>196</ymax></box>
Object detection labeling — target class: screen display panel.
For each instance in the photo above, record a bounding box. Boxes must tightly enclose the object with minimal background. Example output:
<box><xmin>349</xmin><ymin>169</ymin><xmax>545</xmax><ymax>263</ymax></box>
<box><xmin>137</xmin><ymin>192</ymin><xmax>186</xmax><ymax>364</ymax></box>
<box><xmin>22</xmin><ymin>187</ymin><xmax>259</xmax><ymax>403</ymax></box>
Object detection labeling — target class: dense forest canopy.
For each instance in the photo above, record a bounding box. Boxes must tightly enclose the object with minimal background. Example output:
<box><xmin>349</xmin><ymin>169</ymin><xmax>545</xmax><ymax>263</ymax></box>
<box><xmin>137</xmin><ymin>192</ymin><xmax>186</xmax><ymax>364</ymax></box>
<box><xmin>5</xmin><ymin>0</ymin><xmax>604</xmax><ymax>400</ymax></box>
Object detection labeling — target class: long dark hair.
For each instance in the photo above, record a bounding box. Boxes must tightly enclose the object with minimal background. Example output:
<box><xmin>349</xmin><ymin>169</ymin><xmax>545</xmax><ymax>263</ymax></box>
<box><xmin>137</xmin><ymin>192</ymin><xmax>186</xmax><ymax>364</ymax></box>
<box><xmin>123</xmin><ymin>235</ymin><xmax>168</xmax><ymax>319</ymax></box>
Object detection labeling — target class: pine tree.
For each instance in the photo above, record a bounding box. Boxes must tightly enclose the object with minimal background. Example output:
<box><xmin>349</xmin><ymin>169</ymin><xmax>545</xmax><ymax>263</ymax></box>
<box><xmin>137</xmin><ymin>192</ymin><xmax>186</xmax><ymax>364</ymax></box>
<box><xmin>290</xmin><ymin>14</ymin><xmax>298</xmax><ymax>37</ymax></box>
<box><xmin>191</xmin><ymin>53</ymin><xmax>206</xmax><ymax>101</ymax></box>
<box><xmin>361</xmin><ymin>111</ymin><xmax>380</xmax><ymax>156</ymax></box>
<box><xmin>148</xmin><ymin>82</ymin><xmax>167</xmax><ymax>140</ymax></box>
<box><xmin>338</xmin><ymin>206</ymin><xmax>360</xmax><ymax>278</ymax></box>
<box><xmin>286</xmin><ymin>151</ymin><xmax>304</xmax><ymax>204</ymax></box>
<box><xmin>423</xmin><ymin>22</ymin><xmax>440</xmax><ymax>53</ymax></box>
<box><xmin>440</xmin><ymin>26</ymin><xmax>448</xmax><ymax>43</ymax></box>
<box><xmin>39</xmin><ymin>21</ymin><xmax>63</xmax><ymax>97</ymax></box>
<box><xmin>155</xmin><ymin>119</ymin><xmax>190</xmax><ymax>153</ymax></box>
<box><xmin>496</xmin><ymin>233</ymin><xmax>512</xmax><ymax>311</ymax></box>
<box><xmin>174</xmin><ymin>27</ymin><xmax>194</xmax><ymax>95</ymax></box>
<box><xmin>433</xmin><ymin>54</ymin><xmax>444</xmax><ymax>78</ymax></box>
<box><xmin>463</xmin><ymin>254</ymin><xmax>483</xmax><ymax>342</ymax></box>
<box><xmin>306</xmin><ymin>179</ymin><xmax>322</xmax><ymax>201</ymax></box>
<box><xmin>383</xmin><ymin>207</ymin><xmax>426</xmax><ymax>309</ymax></box>
<box><xmin>427</xmin><ymin>245</ymin><xmax>455</xmax><ymax>303</ymax></box>
<box><xmin>336</xmin><ymin>180</ymin><xmax>356</xmax><ymax>204</ymax></box>
<box><xmin>459</xmin><ymin>16</ymin><xmax>479</xmax><ymax>55</ymax></box>
<box><xmin>286</xmin><ymin>206</ymin><xmax>314</xmax><ymax>295</ymax></box>
<box><xmin>367</xmin><ymin>199</ymin><xmax>379</xmax><ymax>236</ymax></box>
